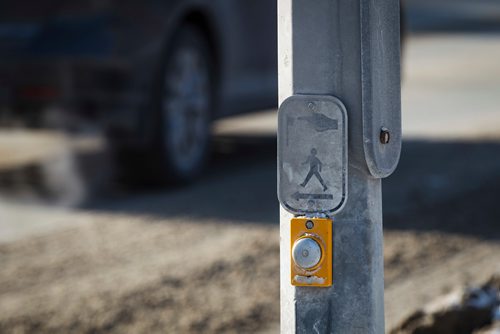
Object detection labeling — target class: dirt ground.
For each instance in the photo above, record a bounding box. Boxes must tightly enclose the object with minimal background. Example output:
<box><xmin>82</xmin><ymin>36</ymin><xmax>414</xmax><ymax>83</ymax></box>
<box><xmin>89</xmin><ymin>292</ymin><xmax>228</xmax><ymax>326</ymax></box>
<box><xmin>0</xmin><ymin>176</ymin><xmax>499</xmax><ymax>333</ymax></box>
<box><xmin>1</xmin><ymin>135</ymin><xmax>500</xmax><ymax>333</ymax></box>
<box><xmin>1</xmin><ymin>34</ymin><xmax>500</xmax><ymax>333</ymax></box>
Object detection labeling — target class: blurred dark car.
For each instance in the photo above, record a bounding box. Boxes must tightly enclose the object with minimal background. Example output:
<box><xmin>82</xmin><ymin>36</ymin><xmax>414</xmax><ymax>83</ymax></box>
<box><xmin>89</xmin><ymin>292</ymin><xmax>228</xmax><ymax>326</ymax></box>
<box><xmin>0</xmin><ymin>1</ymin><xmax>278</xmax><ymax>181</ymax></box>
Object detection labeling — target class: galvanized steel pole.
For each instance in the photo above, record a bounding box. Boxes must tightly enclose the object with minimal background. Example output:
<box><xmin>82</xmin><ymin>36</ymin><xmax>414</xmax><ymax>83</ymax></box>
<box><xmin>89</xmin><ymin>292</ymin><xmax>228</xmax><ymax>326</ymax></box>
<box><xmin>278</xmin><ymin>0</ymin><xmax>401</xmax><ymax>333</ymax></box>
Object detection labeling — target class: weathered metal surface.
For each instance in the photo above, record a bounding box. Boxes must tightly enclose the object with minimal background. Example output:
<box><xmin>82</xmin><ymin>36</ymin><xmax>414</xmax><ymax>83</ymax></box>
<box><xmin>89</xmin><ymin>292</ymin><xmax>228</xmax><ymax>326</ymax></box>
<box><xmin>278</xmin><ymin>95</ymin><xmax>347</xmax><ymax>215</ymax></box>
<box><xmin>360</xmin><ymin>0</ymin><xmax>402</xmax><ymax>178</ymax></box>
<box><xmin>278</xmin><ymin>0</ymin><xmax>400</xmax><ymax>332</ymax></box>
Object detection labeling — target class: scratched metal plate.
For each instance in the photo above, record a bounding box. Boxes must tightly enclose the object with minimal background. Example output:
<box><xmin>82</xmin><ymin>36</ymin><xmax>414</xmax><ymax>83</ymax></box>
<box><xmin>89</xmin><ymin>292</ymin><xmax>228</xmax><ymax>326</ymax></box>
<box><xmin>278</xmin><ymin>95</ymin><xmax>347</xmax><ymax>215</ymax></box>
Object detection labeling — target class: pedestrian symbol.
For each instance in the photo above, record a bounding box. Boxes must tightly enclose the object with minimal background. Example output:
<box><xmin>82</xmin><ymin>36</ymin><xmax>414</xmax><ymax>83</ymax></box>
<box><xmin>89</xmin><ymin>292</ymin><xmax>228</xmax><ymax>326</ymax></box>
<box><xmin>278</xmin><ymin>94</ymin><xmax>347</xmax><ymax>214</ymax></box>
<box><xmin>300</xmin><ymin>148</ymin><xmax>328</xmax><ymax>191</ymax></box>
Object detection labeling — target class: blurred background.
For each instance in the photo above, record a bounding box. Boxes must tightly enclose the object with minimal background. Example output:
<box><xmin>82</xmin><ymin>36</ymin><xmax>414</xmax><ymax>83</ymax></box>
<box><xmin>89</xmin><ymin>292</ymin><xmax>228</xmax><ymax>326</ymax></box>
<box><xmin>0</xmin><ymin>0</ymin><xmax>500</xmax><ymax>333</ymax></box>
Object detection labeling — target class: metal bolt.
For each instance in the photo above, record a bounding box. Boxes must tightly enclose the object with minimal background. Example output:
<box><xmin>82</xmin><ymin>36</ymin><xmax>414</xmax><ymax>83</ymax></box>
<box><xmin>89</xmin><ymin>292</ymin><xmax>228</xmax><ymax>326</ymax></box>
<box><xmin>305</xmin><ymin>220</ymin><xmax>314</xmax><ymax>229</ymax></box>
<box><xmin>308</xmin><ymin>102</ymin><xmax>316</xmax><ymax>110</ymax></box>
<box><xmin>380</xmin><ymin>127</ymin><xmax>390</xmax><ymax>144</ymax></box>
<box><xmin>292</xmin><ymin>237</ymin><xmax>322</xmax><ymax>269</ymax></box>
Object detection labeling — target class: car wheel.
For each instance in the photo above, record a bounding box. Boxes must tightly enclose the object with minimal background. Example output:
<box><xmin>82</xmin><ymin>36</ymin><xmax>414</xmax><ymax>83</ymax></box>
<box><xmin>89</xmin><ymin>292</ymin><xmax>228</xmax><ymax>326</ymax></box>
<box><xmin>154</xmin><ymin>25</ymin><xmax>214</xmax><ymax>183</ymax></box>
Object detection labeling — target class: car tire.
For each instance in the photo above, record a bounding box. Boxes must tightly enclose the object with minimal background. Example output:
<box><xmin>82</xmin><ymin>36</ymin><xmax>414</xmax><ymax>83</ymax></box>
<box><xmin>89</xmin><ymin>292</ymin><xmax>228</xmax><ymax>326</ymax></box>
<box><xmin>151</xmin><ymin>24</ymin><xmax>214</xmax><ymax>184</ymax></box>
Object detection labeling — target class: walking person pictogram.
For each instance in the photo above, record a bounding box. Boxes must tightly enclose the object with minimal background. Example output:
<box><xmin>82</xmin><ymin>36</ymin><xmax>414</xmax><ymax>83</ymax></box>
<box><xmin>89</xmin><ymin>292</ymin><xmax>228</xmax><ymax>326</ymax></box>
<box><xmin>300</xmin><ymin>148</ymin><xmax>328</xmax><ymax>191</ymax></box>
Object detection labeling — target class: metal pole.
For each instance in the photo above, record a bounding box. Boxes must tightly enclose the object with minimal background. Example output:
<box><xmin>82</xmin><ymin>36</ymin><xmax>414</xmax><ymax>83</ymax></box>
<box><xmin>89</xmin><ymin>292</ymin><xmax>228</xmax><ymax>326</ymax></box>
<box><xmin>278</xmin><ymin>0</ymin><xmax>401</xmax><ymax>333</ymax></box>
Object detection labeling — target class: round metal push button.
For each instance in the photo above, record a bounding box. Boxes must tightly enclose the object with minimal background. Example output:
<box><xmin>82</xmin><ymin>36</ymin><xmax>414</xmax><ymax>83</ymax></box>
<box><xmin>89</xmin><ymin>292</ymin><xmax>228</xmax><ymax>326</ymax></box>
<box><xmin>292</xmin><ymin>237</ymin><xmax>322</xmax><ymax>269</ymax></box>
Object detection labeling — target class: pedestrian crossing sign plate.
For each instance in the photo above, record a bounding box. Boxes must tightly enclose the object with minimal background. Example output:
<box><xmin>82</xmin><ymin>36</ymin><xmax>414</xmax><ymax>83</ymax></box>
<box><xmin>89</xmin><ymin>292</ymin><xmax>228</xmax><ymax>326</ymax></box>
<box><xmin>278</xmin><ymin>95</ymin><xmax>347</xmax><ymax>215</ymax></box>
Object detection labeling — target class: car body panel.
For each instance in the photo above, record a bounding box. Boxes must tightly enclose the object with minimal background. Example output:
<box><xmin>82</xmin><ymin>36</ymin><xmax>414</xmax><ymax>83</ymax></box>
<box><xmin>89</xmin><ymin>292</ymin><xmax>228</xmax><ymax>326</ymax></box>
<box><xmin>0</xmin><ymin>0</ymin><xmax>278</xmax><ymax>142</ymax></box>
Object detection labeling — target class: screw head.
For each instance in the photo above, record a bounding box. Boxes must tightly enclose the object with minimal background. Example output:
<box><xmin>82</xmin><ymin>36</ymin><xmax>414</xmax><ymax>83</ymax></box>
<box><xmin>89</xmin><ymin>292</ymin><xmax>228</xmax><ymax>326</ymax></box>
<box><xmin>307</xmin><ymin>102</ymin><xmax>316</xmax><ymax>110</ymax></box>
<box><xmin>292</xmin><ymin>237</ymin><xmax>322</xmax><ymax>269</ymax></box>
<box><xmin>305</xmin><ymin>220</ymin><xmax>314</xmax><ymax>229</ymax></box>
<box><xmin>380</xmin><ymin>127</ymin><xmax>390</xmax><ymax>144</ymax></box>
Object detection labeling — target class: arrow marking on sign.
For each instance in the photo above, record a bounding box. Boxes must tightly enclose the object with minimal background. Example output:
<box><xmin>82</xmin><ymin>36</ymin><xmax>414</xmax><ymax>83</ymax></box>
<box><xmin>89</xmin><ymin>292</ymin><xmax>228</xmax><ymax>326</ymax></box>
<box><xmin>292</xmin><ymin>192</ymin><xmax>334</xmax><ymax>201</ymax></box>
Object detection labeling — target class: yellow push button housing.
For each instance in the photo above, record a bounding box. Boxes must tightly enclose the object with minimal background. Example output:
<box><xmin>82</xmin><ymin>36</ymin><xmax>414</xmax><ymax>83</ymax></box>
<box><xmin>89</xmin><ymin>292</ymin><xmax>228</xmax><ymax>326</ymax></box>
<box><xmin>291</xmin><ymin>217</ymin><xmax>332</xmax><ymax>287</ymax></box>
